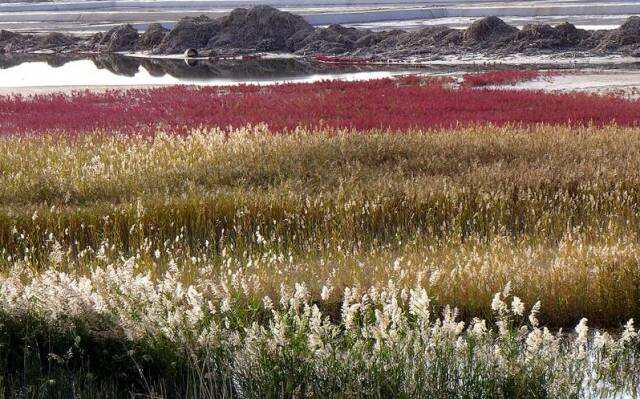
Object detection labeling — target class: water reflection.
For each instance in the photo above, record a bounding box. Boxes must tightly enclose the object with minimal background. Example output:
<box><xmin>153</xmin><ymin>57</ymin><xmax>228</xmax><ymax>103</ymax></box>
<box><xmin>0</xmin><ymin>53</ymin><xmax>429</xmax><ymax>87</ymax></box>
<box><xmin>3</xmin><ymin>53</ymin><xmax>640</xmax><ymax>89</ymax></box>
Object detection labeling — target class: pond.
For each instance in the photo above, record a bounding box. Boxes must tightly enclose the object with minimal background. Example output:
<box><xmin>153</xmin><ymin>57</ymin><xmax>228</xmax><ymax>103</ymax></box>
<box><xmin>0</xmin><ymin>54</ymin><xmax>431</xmax><ymax>89</ymax></box>
<box><xmin>2</xmin><ymin>53</ymin><xmax>640</xmax><ymax>96</ymax></box>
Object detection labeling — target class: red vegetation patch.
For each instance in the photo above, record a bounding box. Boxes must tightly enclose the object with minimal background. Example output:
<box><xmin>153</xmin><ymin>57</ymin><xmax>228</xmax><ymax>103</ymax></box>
<box><xmin>463</xmin><ymin>70</ymin><xmax>544</xmax><ymax>87</ymax></box>
<box><xmin>0</xmin><ymin>77</ymin><xmax>639</xmax><ymax>136</ymax></box>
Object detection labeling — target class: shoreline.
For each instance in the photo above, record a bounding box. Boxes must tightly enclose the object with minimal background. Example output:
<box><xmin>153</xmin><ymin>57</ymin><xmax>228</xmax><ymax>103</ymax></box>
<box><xmin>0</xmin><ymin>83</ymin><xmax>170</xmax><ymax>95</ymax></box>
<box><xmin>3</xmin><ymin>56</ymin><xmax>640</xmax><ymax>96</ymax></box>
<box><xmin>2</xmin><ymin>6</ymin><xmax>640</xmax><ymax>63</ymax></box>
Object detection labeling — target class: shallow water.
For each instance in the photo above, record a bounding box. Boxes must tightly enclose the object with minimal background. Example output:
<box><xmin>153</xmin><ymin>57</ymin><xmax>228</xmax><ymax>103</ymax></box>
<box><xmin>2</xmin><ymin>53</ymin><xmax>640</xmax><ymax>95</ymax></box>
<box><xmin>509</xmin><ymin>70</ymin><xmax>640</xmax><ymax>97</ymax></box>
<box><xmin>0</xmin><ymin>54</ymin><xmax>427</xmax><ymax>89</ymax></box>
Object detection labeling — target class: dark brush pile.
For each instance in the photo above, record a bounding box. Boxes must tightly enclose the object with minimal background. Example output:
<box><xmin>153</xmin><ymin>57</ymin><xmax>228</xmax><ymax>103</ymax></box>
<box><xmin>2</xmin><ymin>5</ymin><xmax>640</xmax><ymax>59</ymax></box>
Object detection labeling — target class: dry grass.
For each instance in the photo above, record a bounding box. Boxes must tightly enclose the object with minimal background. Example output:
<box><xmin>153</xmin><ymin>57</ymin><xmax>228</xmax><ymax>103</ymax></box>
<box><xmin>3</xmin><ymin>124</ymin><xmax>640</xmax><ymax>397</ymax></box>
<box><xmin>0</xmin><ymin>124</ymin><xmax>639</xmax><ymax>327</ymax></box>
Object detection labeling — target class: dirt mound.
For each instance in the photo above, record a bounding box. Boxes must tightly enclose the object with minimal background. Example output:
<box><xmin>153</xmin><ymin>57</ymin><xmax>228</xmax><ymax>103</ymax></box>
<box><xmin>353</xmin><ymin>30</ymin><xmax>403</xmax><ymax>49</ymax></box>
<box><xmin>555</xmin><ymin>22</ymin><xmax>587</xmax><ymax>45</ymax></box>
<box><xmin>38</xmin><ymin>32</ymin><xmax>78</xmax><ymax>49</ymax></box>
<box><xmin>290</xmin><ymin>24</ymin><xmax>369</xmax><ymax>55</ymax></box>
<box><xmin>612</xmin><ymin>16</ymin><xmax>640</xmax><ymax>45</ymax></box>
<box><xmin>207</xmin><ymin>5</ymin><xmax>312</xmax><ymax>51</ymax></box>
<box><xmin>597</xmin><ymin>16</ymin><xmax>640</xmax><ymax>51</ymax></box>
<box><xmin>0</xmin><ymin>31</ymin><xmax>36</xmax><ymax>53</ymax></box>
<box><xmin>154</xmin><ymin>15</ymin><xmax>220</xmax><ymax>54</ymax></box>
<box><xmin>1</xmin><ymin>6</ymin><xmax>640</xmax><ymax>59</ymax></box>
<box><xmin>0</xmin><ymin>30</ymin><xmax>18</xmax><ymax>43</ymax></box>
<box><xmin>403</xmin><ymin>26</ymin><xmax>463</xmax><ymax>47</ymax></box>
<box><xmin>518</xmin><ymin>23</ymin><xmax>557</xmax><ymax>40</ymax></box>
<box><xmin>138</xmin><ymin>23</ymin><xmax>168</xmax><ymax>50</ymax></box>
<box><xmin>365</xmin><ymin>26</ymin><xmax>462</xmax><ymax>57</ymax></box>
<box><xmin>511</xmin><ymin>22</ymin><xmax>590</xmax><ymax>51</ymax></box>
<box><xmin>464</xmin><ymin>16</ymin><xmax>518</xmax><ymax>44</ymax></box>
<box><xmin>87</xmin><ymin>32</ymin><xmax>103</xmax><ymax>45</ymax></box>
<box><xmin>154</xmin><ymin>6</ymin><xmax>312</xmax><ymax>54</ymax></box>
<box><xmin>99</xmin><ymin>24</ymin><xmax>139</xmax><ymax>52</ymax></box>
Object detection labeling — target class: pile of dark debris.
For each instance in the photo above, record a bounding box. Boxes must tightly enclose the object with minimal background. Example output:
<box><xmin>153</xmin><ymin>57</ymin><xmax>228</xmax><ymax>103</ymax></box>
<box><xmin>2</xmin><ymin>5</ymin><xmax>640</xmax><ymax>59</ymax></box>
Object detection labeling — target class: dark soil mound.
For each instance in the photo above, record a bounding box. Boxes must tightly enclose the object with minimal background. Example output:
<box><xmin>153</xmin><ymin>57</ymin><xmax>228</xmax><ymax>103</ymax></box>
<box><xmin>366</xmin><ymin>26</ymin><xmax>462</xmax><ymax>57</ymax></box>
<box><xmin>555</xmin><ymin>22</ymin><xmax>588</xmax><ymax>45</ymax></box>
<box><xmin>518</xmin><ymin>23</ymin><xmax>556</xmax><ymax>41</ymax></box>
<box><xmin>613</xmin><ymin>15</ymin><xmax>640</xmax><ymax>45</ymax></box>
<box><xmin>290</xmin><ymin>24</ymin><xmax>368</xmax><ymax>55</ymax></box>
<box><xmin>1</xmin><ymin>6</ymin><xmax>640</xmax><ymax>59</ymax></box>
<box><xmin>88</xmin><ymin>32</ymin><xmax>103</xmax><ymax>46</ymax></box>
<box><xmin>511</xmin><ymin>22</ymin><xmax>591</xmax><ymax>51</ymax></box>
<box><xmin>0</xmin><ymin>31</ymin><xmax>35</xmax><ymax>53</ymax></box>
<box><xmin>597</xmin><ymin>16</ymin><xmax>640</xmax><ymax>51</ymax></box>
<box><xmin>100</xmin><ymin>24</ymin><xmax>139</xmax><ymax>52</ymax></box>
<box><xmin>154</xmin><ymin>15</ymin><xmax>221</xmax><ymax>54</ymax></box>
<box><xmin>138</xmin><ymin>23</ymin><xmax>168</xmax><ymax>50</ymax></box>
<box><xmin>0</xmin><ymin>30</ymin><xmax>18</xmax><ymax>43</ymax></box>
<box><xmin>38</xmin><ymin>32</ymin><xmax>78</xmax><ymax>49</ymax></box>
<box><xmin>154</xmin><ymin>6</ymin><xmax>312</xmax><ymax>54</ymax></box>
<box><xmin>99</xmin><ymin>26</ymin><xmax>118</xmax><ymax>47</ymax></box>
<box><xmin>207</xmin><ymin>5</ymin><xmax>312</xmax><ymax>51</ymax></box>
<box><xmin>464</xmin><ymin>16</ymin><xmax>518</xmax><ymax>44</ymax></box>
<box><xmin>353</xmin><ymin>30</ymin><xmax>403</xmax><ymax>49</ymax></box>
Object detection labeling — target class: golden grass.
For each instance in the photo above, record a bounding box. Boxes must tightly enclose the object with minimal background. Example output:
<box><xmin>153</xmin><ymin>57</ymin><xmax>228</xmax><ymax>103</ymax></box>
<box><xmin>2</xmin><ymin>124</ymin><xmax>640</xmax><ymax>327</ymax></box>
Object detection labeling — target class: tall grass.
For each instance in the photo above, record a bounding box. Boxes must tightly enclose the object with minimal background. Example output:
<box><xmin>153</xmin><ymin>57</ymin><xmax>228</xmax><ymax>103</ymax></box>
<box><xmin>0</xmin><ymin>125</ymin><xmax>640</xmax><ymax>324</ymax></box>
<box><xmin>2</xmin><ymin>124</ymin><xmax>640</xmax><ymax>396</ymax></box>
<box><xmin>1</xmin><ymin>259</ymin><xmax>639</xmax><ymax>398</ymax></box>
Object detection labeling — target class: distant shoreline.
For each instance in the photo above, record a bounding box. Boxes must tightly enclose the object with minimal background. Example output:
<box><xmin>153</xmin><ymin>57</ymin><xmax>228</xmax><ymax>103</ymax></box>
<box><xmin>2</xmin><ymin>11</ymin><xmax>640</xmax><ymax>61</ymax></box>
<box><xmin>1</xmin><ymin>0</ymin><xmax>639</xmax><ymax>33</ymax></box>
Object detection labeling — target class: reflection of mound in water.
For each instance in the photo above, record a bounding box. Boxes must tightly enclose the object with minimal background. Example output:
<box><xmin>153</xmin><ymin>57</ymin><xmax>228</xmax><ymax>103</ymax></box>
<box><xmin>0</xmin><ymin>53</ymin><xmax>419</xmax><ymax>81</ymax></box>
<box><xmin>92</xmin><ymin>54</ymin><xmax>140</xmax><ymax>77</ymax></box>
<box><xmin>0</xmin><ymin>53</ymin><xmax>85</xmax><ymax>69</ymax></box>
<box><xmin>138</xmin><ymin>57</ymin><xmax>321</xmax><ymax>79</ymax></box>
<box><xmin>184</xmin><ymin>58</ymin><xmax>199</xmax><ymax>68</ymax></box>
<box><xmin>100</xmin><ymin>55</ymin><xmax>414</xmax><ymax>80</ymax></box>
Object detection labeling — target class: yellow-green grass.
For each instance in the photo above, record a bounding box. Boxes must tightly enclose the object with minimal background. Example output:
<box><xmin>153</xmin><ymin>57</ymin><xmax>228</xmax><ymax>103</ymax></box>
<box><xmin>2</xmin><ymin>125</ymin><xmax>640</xmax><ymax>328</ymax></box>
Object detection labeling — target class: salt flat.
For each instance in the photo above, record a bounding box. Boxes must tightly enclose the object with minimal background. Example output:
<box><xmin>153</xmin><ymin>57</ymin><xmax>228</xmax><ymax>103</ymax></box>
<box><xmin>0</xmin><ymin>0</ymin><xmax>636</xmax><ymax>33</ymax></box>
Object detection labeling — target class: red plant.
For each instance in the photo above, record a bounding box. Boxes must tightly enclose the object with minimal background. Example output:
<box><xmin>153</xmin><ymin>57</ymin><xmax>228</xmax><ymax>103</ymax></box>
<box><xmin>463</xmin><ymin>70</ymin><xmax>543</xmax><ymax>87</ymax></box>
<box><xmin>0</xmin><ymin>77</ymin><xmax>639</xmax><ymax>136</ymax></box>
